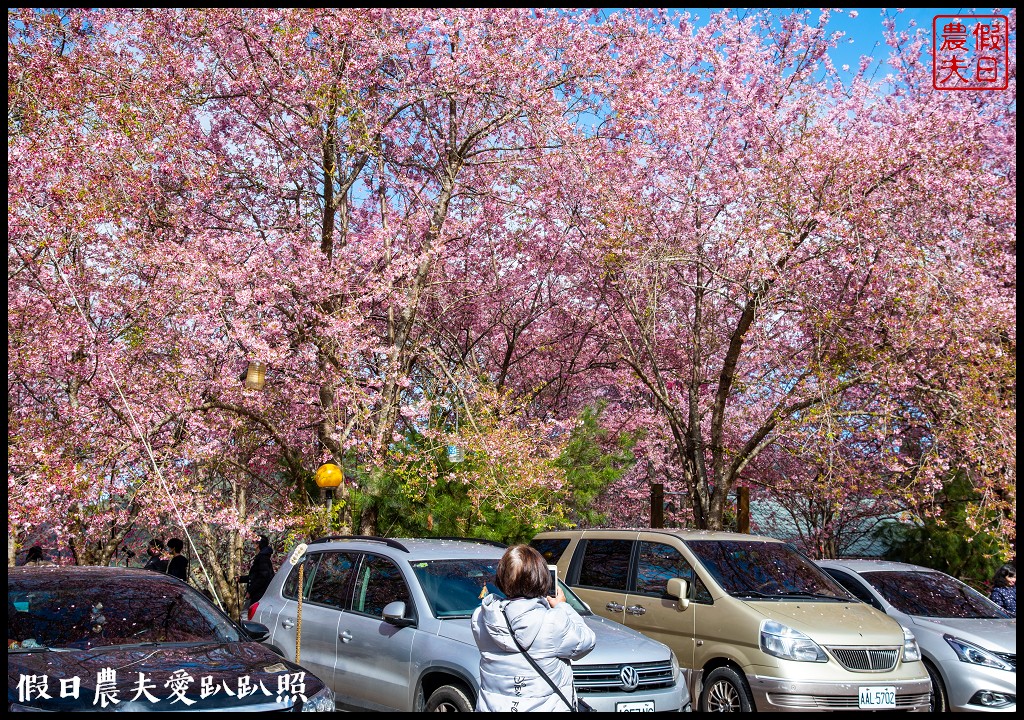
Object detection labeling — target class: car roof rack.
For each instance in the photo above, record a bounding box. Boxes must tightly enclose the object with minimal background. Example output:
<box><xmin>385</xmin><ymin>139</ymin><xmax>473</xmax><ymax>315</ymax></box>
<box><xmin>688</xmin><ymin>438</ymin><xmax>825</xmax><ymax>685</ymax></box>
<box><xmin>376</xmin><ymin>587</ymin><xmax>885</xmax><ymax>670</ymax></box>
<box><xmin>425</xmin><ymin>536</ymin><xmax>508</xmax><ymax>548</ymax></box>
<box><xmin>310</xmin><ymin>535</ymin><xmax>410</xmax><ymax>552</ymax></box>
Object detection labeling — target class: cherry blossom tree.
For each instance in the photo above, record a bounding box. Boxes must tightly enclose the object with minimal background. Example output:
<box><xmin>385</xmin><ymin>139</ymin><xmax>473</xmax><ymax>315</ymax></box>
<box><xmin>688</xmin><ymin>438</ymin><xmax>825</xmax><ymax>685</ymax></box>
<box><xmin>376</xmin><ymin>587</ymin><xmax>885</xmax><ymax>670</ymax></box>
<box><xmin>561</xmin><ymin>9</ymin><xmax>1015</xmax><ymax>531</ymax></box>
<box><xmin>8</xmin><ymin>8</ymin><xmax>1015</xmax><ymax>566</ymax></box>
<box><xmin>8</xmin><ymin>9</ymin><xmax>613</xmax><ymax>562</ymax></box>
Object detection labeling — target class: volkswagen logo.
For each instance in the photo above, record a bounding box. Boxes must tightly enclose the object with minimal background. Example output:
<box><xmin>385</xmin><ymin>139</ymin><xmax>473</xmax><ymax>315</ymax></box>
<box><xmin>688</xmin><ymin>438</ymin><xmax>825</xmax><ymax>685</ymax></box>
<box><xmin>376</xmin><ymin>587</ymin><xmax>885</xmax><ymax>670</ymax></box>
<box><xmin>619</xmin><ymin>665</ymin><xmax>640</xmax><ymax>692</ymax></box>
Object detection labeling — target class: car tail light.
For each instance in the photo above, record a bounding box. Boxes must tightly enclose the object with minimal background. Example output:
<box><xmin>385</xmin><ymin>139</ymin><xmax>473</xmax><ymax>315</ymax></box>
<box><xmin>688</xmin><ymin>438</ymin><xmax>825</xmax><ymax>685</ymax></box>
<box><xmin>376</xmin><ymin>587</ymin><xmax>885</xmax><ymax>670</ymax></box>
<box><xmin>247</xmin><ymin>601</ymin><xmax>258</xmax><ymax>621</ymax></box>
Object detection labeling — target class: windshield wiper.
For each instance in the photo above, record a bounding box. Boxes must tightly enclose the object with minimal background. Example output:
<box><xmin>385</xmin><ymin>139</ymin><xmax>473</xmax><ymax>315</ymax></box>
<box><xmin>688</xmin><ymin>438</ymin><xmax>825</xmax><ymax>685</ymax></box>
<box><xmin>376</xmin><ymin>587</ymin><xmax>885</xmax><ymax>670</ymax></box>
<box><xmin>773</xmin><ymin>591</ymin><xmax>847</xmax><ymax>601</ymax></box>
<box><xmin>729</xmin><ymin>589</ymin><xmax>845</xmax><ymax>601</ymax></box>
<box><xmin>9</xmin><ymin>645</ymin><xmax>72</xmax><ymax>653</ymax></box>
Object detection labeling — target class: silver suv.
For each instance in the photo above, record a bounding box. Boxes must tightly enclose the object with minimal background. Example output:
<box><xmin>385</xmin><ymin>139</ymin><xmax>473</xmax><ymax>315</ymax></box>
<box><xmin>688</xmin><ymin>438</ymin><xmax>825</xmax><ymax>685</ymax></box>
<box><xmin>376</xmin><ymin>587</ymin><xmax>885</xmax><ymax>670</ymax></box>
<box><xmin>250</xmin><ymin>535</ymin><xmax>691</xmax><ymax>712</ymax></box>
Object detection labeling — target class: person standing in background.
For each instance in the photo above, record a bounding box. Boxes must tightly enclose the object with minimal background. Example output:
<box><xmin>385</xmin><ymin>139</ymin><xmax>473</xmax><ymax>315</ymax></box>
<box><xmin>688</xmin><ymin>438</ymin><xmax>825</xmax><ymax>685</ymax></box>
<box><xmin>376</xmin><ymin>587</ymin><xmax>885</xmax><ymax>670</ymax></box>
<box><xmin>21</xmin><ymin>545</ymin><xmax>56</xmax><ymax>566</ymax></box>
<box><xmin>143</xmin><ymin>538</ymin><xmax>168</xmax><ymax>573</ymax></box>
<box><xmin>245</xmin><ymin>535</ymin><xmax>275</xmax><ymax>605</ymax></box>
<box><xmin>990</xmin><ymin>564</ymin><xmax>1016</xmax><ymax>616</ymax></box>
<box><xmin>166</xmin><ymin>537</ymin><xmax>190</xmax><ymax>582</ymax></box>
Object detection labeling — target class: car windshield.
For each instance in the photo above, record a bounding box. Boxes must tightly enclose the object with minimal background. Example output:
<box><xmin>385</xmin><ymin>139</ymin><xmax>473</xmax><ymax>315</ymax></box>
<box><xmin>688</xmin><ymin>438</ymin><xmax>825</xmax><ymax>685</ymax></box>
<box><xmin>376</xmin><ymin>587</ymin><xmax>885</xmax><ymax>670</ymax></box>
<box><xmin>687</xmin><ymin>540</ymin><xmax>849</xmax><ymax>600</ymax></box>
<box><xmin>9</xmin><ymin>573</ymin><xmax>241</xmax><ymax>650</ymax></box>
<box><xmin>860</xmin><ymin>570</ymin><xmax>1009</xmax><ymax>619</ymax></box>
<box><xmin>410</xmin><ymin>559</ymin><xmax>591</xmax><ymax>618</ymax></box>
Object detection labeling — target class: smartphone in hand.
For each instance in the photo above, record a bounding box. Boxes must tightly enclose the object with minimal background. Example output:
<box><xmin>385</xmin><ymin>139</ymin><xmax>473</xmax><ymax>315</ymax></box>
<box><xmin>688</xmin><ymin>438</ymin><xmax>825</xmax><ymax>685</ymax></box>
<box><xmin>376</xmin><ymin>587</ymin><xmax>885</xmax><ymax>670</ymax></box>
<box><xmin>548</xmin><ymin>564</ymin><xmax>558</xmax><ymax>596</ymax></box>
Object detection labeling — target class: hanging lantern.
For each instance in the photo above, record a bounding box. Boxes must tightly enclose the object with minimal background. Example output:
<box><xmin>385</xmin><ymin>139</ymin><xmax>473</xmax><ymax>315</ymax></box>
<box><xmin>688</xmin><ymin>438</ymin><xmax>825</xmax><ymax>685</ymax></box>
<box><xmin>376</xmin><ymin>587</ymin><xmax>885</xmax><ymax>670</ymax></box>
<box><xmin>446</xmin><ymin>445</ymin><xmax>465</xmax><ymax>463</ymax></box>
<box><xmin>314</xmin><ymin>463</ymin><xmax>343</xmax><ymax>489</ymax></box>
<box><xmin>315</xmin><ymin>463</ymin><xmax>344</xmax><ymax>524</ymax></box>
<box><xmin>244</xmin><ymin>362</ymin><xmax>266</xmax><ymax>390</ymax></box>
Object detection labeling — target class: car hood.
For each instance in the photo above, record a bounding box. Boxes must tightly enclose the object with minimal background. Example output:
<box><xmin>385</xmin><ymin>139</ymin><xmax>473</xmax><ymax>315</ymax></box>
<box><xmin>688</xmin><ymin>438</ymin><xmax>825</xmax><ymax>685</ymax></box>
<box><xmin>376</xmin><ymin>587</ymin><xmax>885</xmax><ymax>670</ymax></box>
<box><xmin>8</xmin><ymin>641</ymin><xmax>324</xmax><ymax>712</ymax></box>
<box><xmin>437</xmin><ymin>613</ymin><xmax>671</xmax><ymax>665</ymax></box>
<box><xmin>748</xmin><ymin>601</ymin><xmax>904</xmax><ymax>644</ymax></box>
<box><xmin>908</xmin><ymin>616</ymin><xmax>1017</xmax><ymax>653</ymax></box>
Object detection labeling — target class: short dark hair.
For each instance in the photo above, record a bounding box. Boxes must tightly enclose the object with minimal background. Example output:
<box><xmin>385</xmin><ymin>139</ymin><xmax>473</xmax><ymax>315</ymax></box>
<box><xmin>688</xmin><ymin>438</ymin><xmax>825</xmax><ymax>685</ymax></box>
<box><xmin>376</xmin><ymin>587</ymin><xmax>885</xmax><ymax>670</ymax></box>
<box><xmin>148</xmin><ymin>538</ymin><xmax>164</xmax><ymax>551</ymax></box>
<box><xmin>495</xmin><ymin>544</ymin><xmax>550</xmax><ymax>599</ymax></box>
<box><xmin>167</xmin><ymin>538</ymin><xmax>184</xmax><ymax>553</ymax></box>
<box><xmin>258</xmin><ymin>535</ymin><xmax>270</xmax><ymax>550</ymax></box>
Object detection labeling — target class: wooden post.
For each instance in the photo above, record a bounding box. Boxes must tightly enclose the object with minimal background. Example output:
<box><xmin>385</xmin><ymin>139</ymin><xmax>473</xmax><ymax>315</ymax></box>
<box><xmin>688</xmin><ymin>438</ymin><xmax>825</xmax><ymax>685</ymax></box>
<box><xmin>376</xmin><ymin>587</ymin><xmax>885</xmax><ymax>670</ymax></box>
<box><xmin>737</xmin><ymin>486</ymin><xmax>750</xmax><ymax>533</ymax></box>
<box><xmin>651</xmin><ymin>483</ymin><xmax>664</xmax><ymax>528</ymax></box>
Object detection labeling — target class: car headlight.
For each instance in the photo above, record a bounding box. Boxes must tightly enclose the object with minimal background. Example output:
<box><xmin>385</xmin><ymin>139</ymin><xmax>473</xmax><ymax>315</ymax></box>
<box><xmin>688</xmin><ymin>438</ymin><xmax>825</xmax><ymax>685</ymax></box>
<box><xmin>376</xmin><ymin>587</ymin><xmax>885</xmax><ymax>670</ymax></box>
<box><xmin>301</xmin><ymin>685</ymin><xmax>336</xmax><ymax>712</ymax></box>
<box><xmin>944</xmin><ymin>634</ymin><xmax>1014</xmax><ymax>671</ymax></box>
<box><xmin>670</xmin><ymin>650</ymin><xmax>680</xmax><ymax>681</ymax></box>
<box><xmin>759</xmin><ymin>619</ymin><xmax>827</xmax><ymax>662</ymax></box>
<box><xmin>901</xmin><ymin>626</ymin><xmax>922</xmax><ymax>662</ymax></box>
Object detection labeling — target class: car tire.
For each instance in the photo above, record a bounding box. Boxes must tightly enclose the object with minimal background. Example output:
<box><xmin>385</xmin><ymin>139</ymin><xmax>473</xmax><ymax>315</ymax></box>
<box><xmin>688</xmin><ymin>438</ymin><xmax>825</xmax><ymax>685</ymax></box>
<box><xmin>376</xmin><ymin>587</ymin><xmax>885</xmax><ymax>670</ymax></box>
<box><xmin>925</xmin><ymin>659</ymin><xmax>948</xmax><ymax>712</ymax></box>
<box><xmin>426</xmin><ymin>683</ymin><xmax>474</xmax><ymax>712</ymax></box>
<box><xmin>700</xmin><ymin>666</ymin><xmax>754</xmax><ymax>712</ymax></box>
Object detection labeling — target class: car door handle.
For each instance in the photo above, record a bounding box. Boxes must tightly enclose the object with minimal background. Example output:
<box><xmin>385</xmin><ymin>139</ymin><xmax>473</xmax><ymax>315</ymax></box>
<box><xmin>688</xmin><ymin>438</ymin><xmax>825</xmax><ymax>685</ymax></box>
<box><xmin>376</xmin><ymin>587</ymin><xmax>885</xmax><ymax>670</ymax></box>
<box><xmin>605</xmin><ymin>602</ymin><xmax>624</xmax><ymax>612</ymax></box>
<box><xmin>339</xmin><ymin>630</ymin><xmax>353</xmax><ymax>643</ymax></box>
<box><xmin>626</xmin><ymin>605</ymin><xmax>647</xmax><ymax>616</ymax></box>
<box><xmin>281</xmin><ymin>619</ymin><xmax>295</xmax><ymax>629</ymax></box>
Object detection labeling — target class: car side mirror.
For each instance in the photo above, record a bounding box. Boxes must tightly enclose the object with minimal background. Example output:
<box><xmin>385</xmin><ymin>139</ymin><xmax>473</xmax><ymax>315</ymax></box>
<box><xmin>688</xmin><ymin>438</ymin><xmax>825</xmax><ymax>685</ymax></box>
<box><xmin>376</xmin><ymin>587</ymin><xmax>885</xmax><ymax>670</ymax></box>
<box><xmin>382</xmin><ymin>600</ymin><xmax>415</xmax><ymax>628</ymax></box>
<box><xmin>666</xmin><ymin>578</ymin><xmax>690</xmax><ymax>611</ymax></box>
<box><xmin>241</xmin><ymin>620</ymin><xmax>271</xmax><ymax>642</ymax></box>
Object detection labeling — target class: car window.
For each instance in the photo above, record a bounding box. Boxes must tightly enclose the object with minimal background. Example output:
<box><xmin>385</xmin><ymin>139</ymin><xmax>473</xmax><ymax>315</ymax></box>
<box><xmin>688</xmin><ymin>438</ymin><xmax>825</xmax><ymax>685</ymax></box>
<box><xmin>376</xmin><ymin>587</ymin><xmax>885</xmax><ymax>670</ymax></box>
<box><xmin>577</xmin><ymin>539</ymin><xmax>633</xmax><ymax>592</ymax></box>
<box><xmin>411</xmin><ymin>559</ymin><xmax>502</xmax><ymax>617</ymax></box>
<box><xmin>307</xmin><ymin>551</ymin><xmax>359</xmax><ymax>609</ymax></box>
<box><xmin>282</xmin><ymin>553</ymin><xmax>320</xmax><ymax>600</ymax></box>
<box><xmin>636</xmin><ymin>541</ymin><xmax>691</xmax><ymax>595</ymax></box>
<box><xmin>635</xmin><ymin>541</ymin><xmax>712</xmax><ymax>603</ymax></box>
<box><xmin>555</xmin><ymin>580</ymin><xmax>594</xmax><ymax>614</ymax></box>
<box><xmin>822</xmin><ymin>568</ymin><xmax>883</xmax><ymax>610</ymax></box>
<box><xmin>409</xmin><ymin>558</ymin><xmax>592</xmax><ymax>619</ymax></box>
<box><xmin>351</xmin><ymin>554</ymin><xmax>410</xmax><ymax>618</ymax></box>
<box><xmin>860</xmin><ymin>570</ymin><xmax>1008</xmax><ymax>619</ymax></box>
<box><xmin>8</xmin><ymin>574</ymin><xmax>240</xmax><ymax>649</ymax></box>
<box><xmin>530</xmin><ymin>538</ymin><xmax>571</xmax><ymax>564</ymax></box>
<box><xmin>686</xmin><ymin>540</ymin><xmax>847</xmax><ymax>598</ymax></box>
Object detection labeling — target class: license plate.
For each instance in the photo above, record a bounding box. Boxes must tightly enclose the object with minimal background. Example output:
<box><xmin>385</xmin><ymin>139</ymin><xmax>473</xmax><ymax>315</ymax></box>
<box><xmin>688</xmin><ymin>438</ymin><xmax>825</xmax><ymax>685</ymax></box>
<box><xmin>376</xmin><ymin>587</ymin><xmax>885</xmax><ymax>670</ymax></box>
<box><xmin>858</xmin><ymin>686</ymin><xmax>896</xmax><ymax>709</ymax></box>
<box><xmin>616</xmin><ymin>700</ymin><xmax>655</xmax><ymax>712</ymax></box>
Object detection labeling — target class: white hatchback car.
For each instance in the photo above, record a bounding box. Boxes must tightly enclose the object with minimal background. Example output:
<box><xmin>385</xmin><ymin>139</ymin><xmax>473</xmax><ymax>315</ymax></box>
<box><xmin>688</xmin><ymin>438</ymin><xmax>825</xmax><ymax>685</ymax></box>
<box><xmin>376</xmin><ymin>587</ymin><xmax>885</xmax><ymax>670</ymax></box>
<box><xmin>818</xmin><ymin>559</ymin><xmax>1016</xmax><ymax>713</ymax></box>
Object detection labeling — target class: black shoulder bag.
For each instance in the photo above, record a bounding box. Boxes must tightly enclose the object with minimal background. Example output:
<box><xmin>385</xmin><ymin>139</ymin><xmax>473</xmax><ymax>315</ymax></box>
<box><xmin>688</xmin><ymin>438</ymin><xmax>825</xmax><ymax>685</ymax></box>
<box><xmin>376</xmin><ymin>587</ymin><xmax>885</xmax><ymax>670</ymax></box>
<box><xmin>500</xmin><ymin>604</ymin><xmax>596</xmax><ymax>713</ymax></box>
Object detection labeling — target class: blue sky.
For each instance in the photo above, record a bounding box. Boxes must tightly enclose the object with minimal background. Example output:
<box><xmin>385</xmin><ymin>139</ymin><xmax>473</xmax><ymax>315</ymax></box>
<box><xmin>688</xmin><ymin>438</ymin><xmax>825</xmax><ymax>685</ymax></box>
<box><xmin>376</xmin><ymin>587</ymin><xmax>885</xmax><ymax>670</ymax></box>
<box><xmin>600</xmin><ymin>8</ymin><xmax>1007</xmax><ymax>81</ymax></box>
<box><xmin>821</xmin><ymin>7</ymin><xmax>1002</xmax><ymax>78</ymax></box>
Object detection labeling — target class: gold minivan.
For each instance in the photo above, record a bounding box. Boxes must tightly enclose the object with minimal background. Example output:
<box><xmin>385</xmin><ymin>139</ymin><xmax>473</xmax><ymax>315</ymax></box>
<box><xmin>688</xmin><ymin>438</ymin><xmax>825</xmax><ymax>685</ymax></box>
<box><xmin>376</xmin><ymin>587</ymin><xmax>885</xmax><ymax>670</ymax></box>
<box><xmin>531</xmin><ymin>529</ymin><xmax>932</xmax><ymax>712</ymax></box>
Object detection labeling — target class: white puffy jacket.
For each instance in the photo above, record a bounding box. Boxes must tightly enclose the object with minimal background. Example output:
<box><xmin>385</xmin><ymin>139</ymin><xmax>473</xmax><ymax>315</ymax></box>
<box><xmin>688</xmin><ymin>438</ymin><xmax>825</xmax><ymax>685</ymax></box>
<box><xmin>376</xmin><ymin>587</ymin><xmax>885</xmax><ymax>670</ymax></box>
<box><xmin>471</xmin><ymin>593</ymin><xmax>596</xmax><ymax>712</ymax></box>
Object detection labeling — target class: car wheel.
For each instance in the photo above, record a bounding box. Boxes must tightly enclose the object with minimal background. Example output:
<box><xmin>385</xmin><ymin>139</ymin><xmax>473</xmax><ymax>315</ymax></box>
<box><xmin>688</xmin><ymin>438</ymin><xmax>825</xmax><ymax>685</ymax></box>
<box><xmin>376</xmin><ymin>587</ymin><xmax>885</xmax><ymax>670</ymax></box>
<box><xmin>700</xmin><ymin>667</ymin><xmax>754</xmax><ymax>712</ymax></box>
<box><xmin>925</xmin><ymin>660</ymin><xmax>948</xmax><ymax>712</ymax></box>
<box><xmin>426</xmin><ymin>683</ymin><xmax>474</xmax><ymax>712</ymax></box>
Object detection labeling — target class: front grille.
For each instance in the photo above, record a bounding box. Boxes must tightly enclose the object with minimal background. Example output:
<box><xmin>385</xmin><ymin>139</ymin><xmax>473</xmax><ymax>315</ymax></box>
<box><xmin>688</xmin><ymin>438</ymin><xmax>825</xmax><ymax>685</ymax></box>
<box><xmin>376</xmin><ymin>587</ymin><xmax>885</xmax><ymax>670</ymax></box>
<box><xmin>826</xmin><ymin>646</ymin><xmax>900</xmax><ymax>672</ymax></box>
<box><xmin>768</xmin><ymin>692</ymin><xmax>931</xmax><ymax>709</ymax></box>
<box><xmin>574</xmin><ymin>659</ymin><xmax>675</xmax><ymax>693</ymax></box>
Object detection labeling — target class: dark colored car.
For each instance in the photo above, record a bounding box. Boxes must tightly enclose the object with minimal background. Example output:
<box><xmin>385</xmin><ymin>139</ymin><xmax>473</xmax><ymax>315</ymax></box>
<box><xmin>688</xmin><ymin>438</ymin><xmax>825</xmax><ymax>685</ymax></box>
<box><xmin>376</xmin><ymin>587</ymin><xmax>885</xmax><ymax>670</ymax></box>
<box><xmin>8</xmin><ymin>566</ymin><xmax>335</xmax><ymax>712</ymax></box>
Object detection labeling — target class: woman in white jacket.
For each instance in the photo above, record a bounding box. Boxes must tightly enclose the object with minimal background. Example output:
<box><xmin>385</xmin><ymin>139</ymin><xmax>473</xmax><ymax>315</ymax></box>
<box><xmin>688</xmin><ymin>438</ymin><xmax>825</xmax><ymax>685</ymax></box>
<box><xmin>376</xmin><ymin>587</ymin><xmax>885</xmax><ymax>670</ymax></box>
<box><xmin>471</xmin><ymin>544</ymin><xmax>596</xmax><ymax>712</ymax></box>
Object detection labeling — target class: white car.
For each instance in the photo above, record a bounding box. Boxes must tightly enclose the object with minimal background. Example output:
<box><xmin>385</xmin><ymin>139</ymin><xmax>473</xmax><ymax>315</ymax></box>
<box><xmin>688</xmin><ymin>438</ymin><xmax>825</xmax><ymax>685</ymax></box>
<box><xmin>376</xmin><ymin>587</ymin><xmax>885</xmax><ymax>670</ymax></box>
<box><xmin>818</xmin><ymin>559</ymin><xmax>1015</xmax><ymax>713</ymax></box>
